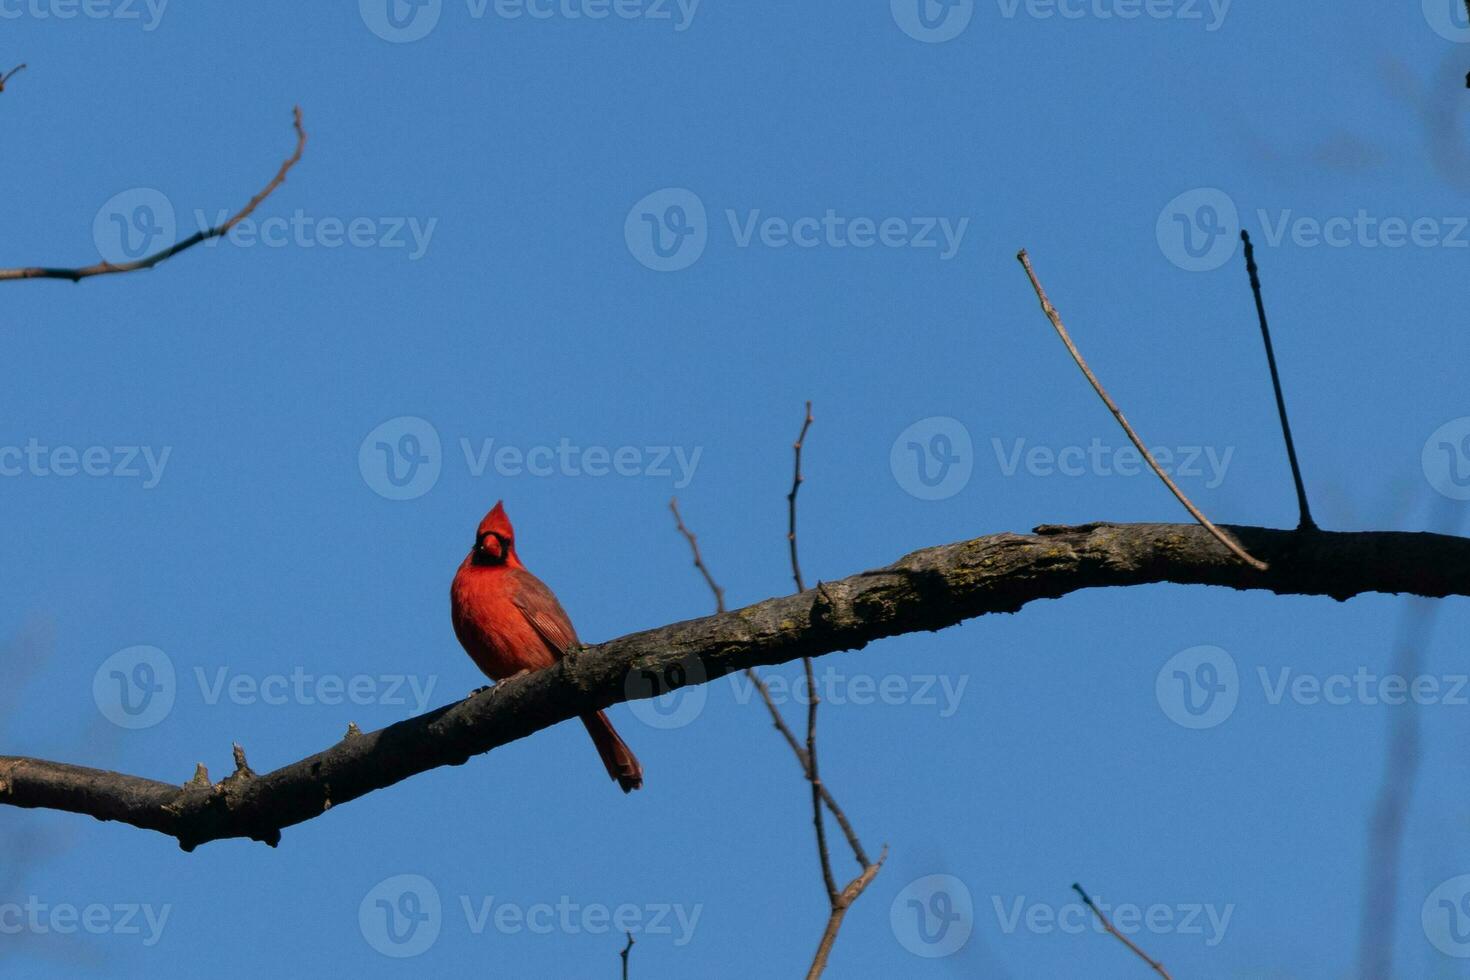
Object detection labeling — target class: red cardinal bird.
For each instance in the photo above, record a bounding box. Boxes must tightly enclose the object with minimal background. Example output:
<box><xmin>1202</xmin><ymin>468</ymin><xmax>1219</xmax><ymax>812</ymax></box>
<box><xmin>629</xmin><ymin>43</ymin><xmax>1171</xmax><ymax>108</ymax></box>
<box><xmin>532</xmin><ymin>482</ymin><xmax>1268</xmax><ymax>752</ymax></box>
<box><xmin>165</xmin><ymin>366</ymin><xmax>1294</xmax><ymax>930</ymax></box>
<box><xmin>451</xmin><ymin>501</ymin><xmax>643</xmax><ymax>792</ymax></box>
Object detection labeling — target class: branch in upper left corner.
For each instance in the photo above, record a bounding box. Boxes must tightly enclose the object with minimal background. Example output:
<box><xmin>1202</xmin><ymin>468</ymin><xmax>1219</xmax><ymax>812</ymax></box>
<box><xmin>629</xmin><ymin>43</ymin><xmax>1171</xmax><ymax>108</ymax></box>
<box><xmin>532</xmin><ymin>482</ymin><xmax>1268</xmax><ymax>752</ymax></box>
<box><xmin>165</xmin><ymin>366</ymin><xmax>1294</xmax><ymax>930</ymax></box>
<box><xmin>0</xmin><ymin>106</ymin><xmax>307</xmax><ymax>283</ymax></box>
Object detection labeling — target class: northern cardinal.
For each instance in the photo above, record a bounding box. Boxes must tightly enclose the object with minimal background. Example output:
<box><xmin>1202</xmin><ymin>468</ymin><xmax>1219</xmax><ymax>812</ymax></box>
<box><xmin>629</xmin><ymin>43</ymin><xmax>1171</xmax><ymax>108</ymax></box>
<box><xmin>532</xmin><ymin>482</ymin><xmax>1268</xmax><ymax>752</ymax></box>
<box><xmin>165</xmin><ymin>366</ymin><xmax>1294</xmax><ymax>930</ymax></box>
<box><xmin>450</xmin><ymin>501</ymin><xmax>643</xmax><ymax>792</ymax></box>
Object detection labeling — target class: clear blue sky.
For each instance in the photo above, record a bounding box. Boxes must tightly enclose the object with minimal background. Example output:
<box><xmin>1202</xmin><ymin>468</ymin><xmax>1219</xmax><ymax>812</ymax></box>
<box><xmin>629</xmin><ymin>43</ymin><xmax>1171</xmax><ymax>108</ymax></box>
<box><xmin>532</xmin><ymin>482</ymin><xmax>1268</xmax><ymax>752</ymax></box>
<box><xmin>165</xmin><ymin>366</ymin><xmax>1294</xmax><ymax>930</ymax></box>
<box><xmin>3</xmin><ymin>3</ymin><xmax>1470</xmax><ymax>976</ymax></box>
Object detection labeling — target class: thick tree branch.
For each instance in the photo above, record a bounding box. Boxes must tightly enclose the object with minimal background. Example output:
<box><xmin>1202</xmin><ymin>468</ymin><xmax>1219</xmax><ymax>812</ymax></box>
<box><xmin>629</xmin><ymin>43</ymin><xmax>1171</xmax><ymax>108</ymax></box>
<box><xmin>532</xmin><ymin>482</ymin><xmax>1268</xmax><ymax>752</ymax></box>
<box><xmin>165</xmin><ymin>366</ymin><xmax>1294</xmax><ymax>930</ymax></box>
<box><xmin>3</xmin><ymin>521</ymin><xmax>1468</xmax><ymax>850</ymax></box>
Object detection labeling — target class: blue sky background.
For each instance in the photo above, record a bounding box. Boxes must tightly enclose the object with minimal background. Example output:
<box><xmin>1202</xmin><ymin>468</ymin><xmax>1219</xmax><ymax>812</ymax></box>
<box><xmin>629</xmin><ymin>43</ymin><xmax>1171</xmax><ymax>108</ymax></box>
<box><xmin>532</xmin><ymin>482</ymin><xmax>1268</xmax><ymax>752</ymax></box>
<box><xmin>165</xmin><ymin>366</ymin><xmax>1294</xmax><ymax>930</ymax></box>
<box><xmin>3</xmin><ymin>2</ymin><xmax>1470</xmax><ymax>976</ymax></box>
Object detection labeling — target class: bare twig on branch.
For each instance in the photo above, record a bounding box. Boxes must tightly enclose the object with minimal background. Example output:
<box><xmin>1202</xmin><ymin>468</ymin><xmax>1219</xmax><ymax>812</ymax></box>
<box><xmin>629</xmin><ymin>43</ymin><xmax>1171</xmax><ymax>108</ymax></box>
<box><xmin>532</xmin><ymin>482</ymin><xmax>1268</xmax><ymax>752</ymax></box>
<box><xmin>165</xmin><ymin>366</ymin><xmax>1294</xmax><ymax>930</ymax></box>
<box><xmin>0</xmin><ymin>106</ymin><xmax>307</xmax><ymax>283</ymax></box>
<box><xmin>788</xmin><ymin>401</ymin><xmax>814</xmax><ymax>593</ymax></box>
<box><xmin>620</xmin><ymin>932</ymin><xmax>634</xmax><ymax>980</ymax></box>
<box><xmin>669</xmin><ymin>498</ymin><xmax>726</xmax><ymax>614</ymax></box>
<box><xmin>674</xmin><ymin>472</ymin><xmax>885</xmax><ymax>980</ymax></box>
<box><xmin>668</xmin><ymin>499</ymin><xmax>870</xmax><ymax>867</ymax></box>
<box><xmin>3</xmin><ymin>521</ymin><xmax>1470</xmax><ymax>849</ymax></box>
<box><xmin>1240</xmin><ymin>231</ymin><xmax>1317</xmax><ymax>531</ymax></box>
<box><xmin>1016</xmin><ymin>249</ymin><xmax>1269</xmax><ymax>572</ymax></box>
<box><xmin>0</xmin><ymin>63</ymin><xmax>25</xmax><ymax>93</ymax></box>
<box><xmin>1072</xmin><ymin>883</ymin><xmax>1172</xmax><ymax>979</ymax></box>
<box><xmin>779</xmin><ymin>402</ymin><xmax>885</xmax><ymax>979</ymax></box>
<box><xmin>786</xmin><ymin>403</ymin><xmax>839</xmax><ymax>899</ymax></box>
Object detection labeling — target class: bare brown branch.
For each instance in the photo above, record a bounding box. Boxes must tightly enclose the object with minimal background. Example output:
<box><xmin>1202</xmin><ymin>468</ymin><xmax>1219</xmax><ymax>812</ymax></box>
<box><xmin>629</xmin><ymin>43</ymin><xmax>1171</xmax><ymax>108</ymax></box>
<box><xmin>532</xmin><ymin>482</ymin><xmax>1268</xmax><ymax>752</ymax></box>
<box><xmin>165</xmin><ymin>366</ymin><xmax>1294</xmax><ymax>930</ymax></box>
<box><xmin>669</xmin><ymin>498</ymin><xmax>726</xmax><ymax>614</ymax></box>
<box><xmin>1072</xmin><ymin>883</ymin><xmax>1173</xmax><ymax>979</ymax></box>
<box><xmin>0</xmin><ymin>63</ymin><xmax>25</xmax><ymax>93</ymax></box>
<box><xmin>0</xmin><ymin>106</ymin><xmax>306</xmax><ymax>283</ymax></box>
<box><xmin>1016</xmin><ymin>249</ymin><xmax>1269</xmax><ymax>571</ymax></box>
<box><xmin>667</xmin><ymin>498</ymin><xmax>871</xmax><ymax>867</ymax></box>
<box><xmin>3</xmin><ymin>521</ymin><xmax>1468</xmax><ymax>849</ymax></box>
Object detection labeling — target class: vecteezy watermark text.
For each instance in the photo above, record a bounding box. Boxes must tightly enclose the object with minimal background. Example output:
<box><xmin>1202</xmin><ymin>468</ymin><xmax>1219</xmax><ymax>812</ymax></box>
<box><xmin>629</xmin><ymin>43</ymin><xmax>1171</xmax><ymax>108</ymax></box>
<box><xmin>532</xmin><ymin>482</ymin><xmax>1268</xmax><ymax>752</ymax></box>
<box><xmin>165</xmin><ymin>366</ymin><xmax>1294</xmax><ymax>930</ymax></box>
<box><xmin>358</xmin><ymin>874</ymin><xmax>701</xmax><ymax>958</ymax></box>
<box><xmin>359</xmin><ymin>0</ymin><xmax>700</xmax><ymax>43</ymax></box>
<box><xmin>728</xmin><ymin>669</ymin><xmax>968</xmax><ymax>718</ymax></box>
<box><xmin>0</xmin><ymin>0</ymin><xmax>167</xmax><ymax>29</ymax></box>
<box><xmin>990</xmin><ymin>894</ymin><xmax>1233</xmax><ymax>946</ymax></box>
<box><xmin>1157</xmin><ymin>188</ymin><xmax>1470</xmax><ymax>271</ymax></box>
<box><xmin>625</xmin><ymin>188</ymin><xmax>970</xmax><ymax>271</ymax></box>
<box><xmin>0</xmin><ymin>440</ymin><xmax>170</xmax><ymax>489</ymax></box>
<box><xmin>358</xmin><ymin>416</ymin><xmax>703</xmax><ymax>501</ymax></box>
<box><xmin>93</xmin><ymin>646</ymin><xmax>438</xmax><ymax>730</ymax></box>
<box><xmin>1156</xmin><ymin>645</ymin><xmax>1470</xmax><ymax>729</ymax></box>
<box><xmin>992</xmin><ymin>437</ymin><xmax>1233</xmax><ymax>488</ymax></box>
<box><xmin>0</xmin><ymin>898</ymin><xmax>170</xmax><ymax>946</ymax></box>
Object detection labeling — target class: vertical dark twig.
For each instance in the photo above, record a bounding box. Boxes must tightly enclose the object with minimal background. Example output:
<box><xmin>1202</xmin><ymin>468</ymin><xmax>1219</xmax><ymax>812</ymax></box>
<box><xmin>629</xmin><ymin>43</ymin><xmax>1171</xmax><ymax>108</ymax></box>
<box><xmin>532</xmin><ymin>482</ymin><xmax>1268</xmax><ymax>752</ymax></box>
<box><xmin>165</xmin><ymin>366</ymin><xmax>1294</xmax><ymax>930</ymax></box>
<box><xmin>1240</xmin><ymin>231</ymin><xmax>1317</xmax><ymax>531</ymax></box>
<box><xmin>666</xmin><ymin>407</ymin><xmax>885</xmax><ymax>980</ymax></box>
<box><xmin>1016</xmin><ymin>249</ymin><xmax>1269</xmax><ymax>571</ymax></box>
<box><xmin>667</xmin><ymin>499</ymin><xmax>871</xmax><ymax>868</ymax></box>
<box><xmin>788</xmin><ymin>401</ymin><xmax>814</xmax><ymax>594</ymax></box>
<box><xmin>787</xmin><ymin>404</ymin><xmax>839</xmax><ymax>904</ymax></box>
<box><xmin>620</xmin><ymin>932</ymin><xmax>634</xmax><ymax>980</ymax></box>
<box><xmin>1072</xmin><ymin>883</ymin><xmax>1173</xmax><ymax>979</ymax></box>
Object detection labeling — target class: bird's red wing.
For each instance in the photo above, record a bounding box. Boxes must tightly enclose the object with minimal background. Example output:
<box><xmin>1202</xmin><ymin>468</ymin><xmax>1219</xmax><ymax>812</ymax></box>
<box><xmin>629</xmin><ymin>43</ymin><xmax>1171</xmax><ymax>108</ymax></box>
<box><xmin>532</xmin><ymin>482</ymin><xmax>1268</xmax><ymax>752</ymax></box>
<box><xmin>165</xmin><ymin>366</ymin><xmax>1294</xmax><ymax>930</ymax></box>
<box><xmin>509</xmin><ymin>568</ymin><xmax>581</xmax><ymax>660</ymax></box>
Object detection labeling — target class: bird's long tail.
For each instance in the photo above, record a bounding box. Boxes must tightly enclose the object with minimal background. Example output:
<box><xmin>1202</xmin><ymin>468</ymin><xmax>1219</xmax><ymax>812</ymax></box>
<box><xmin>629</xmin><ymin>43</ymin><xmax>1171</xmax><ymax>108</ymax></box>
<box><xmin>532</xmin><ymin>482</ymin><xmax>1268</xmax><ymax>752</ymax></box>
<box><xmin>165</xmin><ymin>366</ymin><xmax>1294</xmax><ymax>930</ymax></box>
<box><xmin>580</xmin><ymin>711</ymin><xmax>643</xmax><ymax>793</ymax></box>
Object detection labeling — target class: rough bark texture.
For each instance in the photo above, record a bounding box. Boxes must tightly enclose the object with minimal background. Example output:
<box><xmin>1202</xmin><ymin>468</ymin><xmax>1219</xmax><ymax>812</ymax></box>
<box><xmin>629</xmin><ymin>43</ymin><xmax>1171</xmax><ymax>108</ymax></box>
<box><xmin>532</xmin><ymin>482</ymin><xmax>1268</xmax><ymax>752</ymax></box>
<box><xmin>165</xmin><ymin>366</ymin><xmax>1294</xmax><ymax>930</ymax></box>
<box><xmin>3</xmin><ymin>521</ymin><xmax>1467</xmax><ymax>851</ymax></box>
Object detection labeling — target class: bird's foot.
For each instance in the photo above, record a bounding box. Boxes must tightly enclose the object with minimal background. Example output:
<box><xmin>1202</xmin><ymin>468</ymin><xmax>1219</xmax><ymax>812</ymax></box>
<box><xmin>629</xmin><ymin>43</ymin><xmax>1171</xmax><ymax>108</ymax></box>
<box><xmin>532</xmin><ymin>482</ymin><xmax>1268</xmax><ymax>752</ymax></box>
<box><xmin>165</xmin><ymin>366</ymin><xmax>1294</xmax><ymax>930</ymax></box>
<box><xmin>469</xmin><ymin>670</ymin><xmax>534</xmax><ymax>700</ymax></box>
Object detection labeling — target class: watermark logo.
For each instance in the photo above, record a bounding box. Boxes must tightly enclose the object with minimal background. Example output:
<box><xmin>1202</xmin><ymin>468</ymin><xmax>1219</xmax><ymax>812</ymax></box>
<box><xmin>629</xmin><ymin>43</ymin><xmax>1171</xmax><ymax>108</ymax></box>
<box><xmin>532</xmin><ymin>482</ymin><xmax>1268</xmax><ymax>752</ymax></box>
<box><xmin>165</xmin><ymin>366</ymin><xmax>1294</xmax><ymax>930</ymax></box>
<box><xmin>360</xmin><ymin>0</ymin><xmax>442</xmax><ymax>41</ymax></box>
<box><xmin>93</xmin><ymin>646</ymin><xmax>176</xmax><ymax>730</ymax></box>
<box><xmin>626</xmin><ymin>188</ymin><xmax>708</xmax><ymax>272</ymax></box>
<box><xmin>360</xmin><ymin>874</ymin><xmax>443</xmax><ymax>957</ymax></box>
<box><xmin>1156</xmin><ymin>188</ymin><xmax>1239</xmax><ymax>272</ymax></box>
<box><xmin>891</xmin><ymin>0</ymin><xmax>973</xmax><ymax>43</ymax></box>
<box><xmin>891</xmin><ymin>417</ymin><xmax>974</xmax><ymax>500</ymax></box>
<box><xmin>1156</xmin><ymin>645</ymin><xmax>1238</xmax><ymax>729</ymax></box>
<box><xmin>93</xmin><ymin>188</ymin><xmax>176</xmax><ymax>266</ymax></box>
<box><xmin>1424</xmin><ymin>875</ymin><xmax>1470</xmax><ymax>957</ymax></box>
<box><xmin>1423</xmin><ymin>418</ymin><xmax>1470</xmax><ymax>500</ymax></box>
<box><xmin>359</xmin><ymin>416</ymin><xmax>443</xmax><ymax>501</ymax></box>
<box><xmin>1424</xmin><ymin>0</ymin><xmax>1470</xmax><ymax>42</ymax></box>
<box><xmin>891</xmin><ymin>874</ymin><xmax>974</xmax><ymax>958</ymax></box>
<box><xmin>625</xmin><ymin>654</ymin><xmax>709</xmax><ymax>730</ymax></box>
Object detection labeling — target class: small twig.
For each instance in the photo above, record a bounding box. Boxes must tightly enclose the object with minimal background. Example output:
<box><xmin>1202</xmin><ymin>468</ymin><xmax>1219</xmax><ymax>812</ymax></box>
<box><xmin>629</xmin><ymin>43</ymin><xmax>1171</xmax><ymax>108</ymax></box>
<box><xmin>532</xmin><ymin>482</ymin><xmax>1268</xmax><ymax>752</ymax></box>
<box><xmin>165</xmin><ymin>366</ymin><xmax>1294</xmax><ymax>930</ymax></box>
<box><xmin>1240</xmin><ymin>231</ymin><xmax>1316</xmax><ymax>531</ymax></box>
<box><xmin>669</xmin><ymin>498</ymin><xmax>726</xmax><ymax>614</ymax></box>
<box><xmin>1072</xmin><ymin>883</ymin><xmax>1173</xmax><ymax>979</ymax></box>
<box><xmin>0</xmin><ymin>106</ymin><xmax>307</xmax><ymax>283</ymax></box>
<box><xmin>0</xmin><ymin>63</ymin><xmax>25</xmax><ymax>92</ymax></box>
<box><xmin>667</xmin><ymin>499</ymin><xmax>870</xmax><ymax>868</ymax></box>
<box><xmin>620</xmin><ymin>932</ymin><xmax>634</xmax><ymax>980</ymax></box>
<box><xmin>786</xmin><ymin>403</ymin><xmax>839</xmax><ymax>903</ymax></box>
<box><xmin>788</xmin><ymin>401</ymin><xmax>814</xmax><ymax>593</ymax></box>
<box><xmin>1016</xmin><ymin>249</ymin><xmax>1268</xmax><ymax>572</ymax></box>
<box><xmin>780</xmin><ymin>402</ymin><xmax>884</xmax><ymax>980</ymax></box>
<box><xmin>807</xmin><ymin>848</ymin><xmax>888</xmax><ymax>980</ymax></box>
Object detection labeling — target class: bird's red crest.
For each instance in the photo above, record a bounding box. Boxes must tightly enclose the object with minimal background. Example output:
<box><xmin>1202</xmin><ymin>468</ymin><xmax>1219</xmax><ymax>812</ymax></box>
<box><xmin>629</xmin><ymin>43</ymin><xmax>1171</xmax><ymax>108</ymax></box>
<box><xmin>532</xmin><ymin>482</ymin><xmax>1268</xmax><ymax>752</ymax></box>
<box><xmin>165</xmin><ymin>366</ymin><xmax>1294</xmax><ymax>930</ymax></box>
<box><xmin>477</xmin><ymin>500</ymin><xmax>515</xmax><ymax>542</ymax></box>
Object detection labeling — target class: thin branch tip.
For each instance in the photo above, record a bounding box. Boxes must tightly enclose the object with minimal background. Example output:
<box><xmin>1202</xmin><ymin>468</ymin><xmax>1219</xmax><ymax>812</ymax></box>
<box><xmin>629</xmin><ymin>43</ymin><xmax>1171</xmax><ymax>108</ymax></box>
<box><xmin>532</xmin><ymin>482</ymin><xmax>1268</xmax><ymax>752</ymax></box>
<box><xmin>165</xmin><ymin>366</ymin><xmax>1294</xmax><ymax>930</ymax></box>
<box><xmin>1016</xmin><ymin>250</ymin><xmax>1269</xmax><ymax>571</ymax></box>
